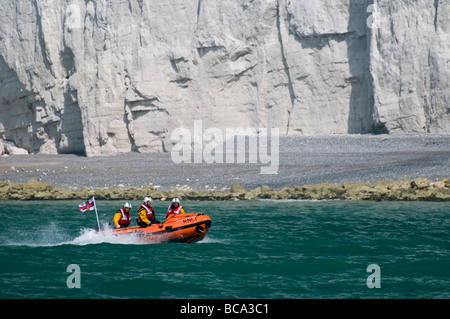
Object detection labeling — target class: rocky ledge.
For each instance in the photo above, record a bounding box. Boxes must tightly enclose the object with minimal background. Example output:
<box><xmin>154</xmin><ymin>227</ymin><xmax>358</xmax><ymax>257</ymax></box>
<box><xmin>1</xmin><ymin>177</ymin><xmax>449</xmax><ymax>202</ymax></box>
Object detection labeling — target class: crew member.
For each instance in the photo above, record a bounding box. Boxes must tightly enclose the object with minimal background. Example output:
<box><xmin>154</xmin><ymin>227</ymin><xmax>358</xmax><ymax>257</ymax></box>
<box><xmin>137</xmin><ymin>197</ymin><xmax>160</xmax><ymax>227</ymax></box>
<box><xmin>166</xmin><ymin>197</ymin><xmax>185</xmax><ymax>218</ymax></box>
<box><xmin>113</xmin><ymin>202</ymin><xmax>132</xmax><ymax>228</ymax></box>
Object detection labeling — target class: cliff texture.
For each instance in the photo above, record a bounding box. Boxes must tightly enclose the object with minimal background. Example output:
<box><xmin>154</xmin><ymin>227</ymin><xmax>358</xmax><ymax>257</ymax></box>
<box><xmin>0</xmin><ymin>0</ymin><xmax>449</xmax><ymax>156</ymax></box>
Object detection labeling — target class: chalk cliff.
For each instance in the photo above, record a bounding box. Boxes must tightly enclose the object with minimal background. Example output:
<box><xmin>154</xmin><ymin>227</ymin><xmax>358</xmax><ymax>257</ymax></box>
<box><xmin>0</xmin><ymin>0</ymin><xmax>449</xmax><ymax>156</ymax></box>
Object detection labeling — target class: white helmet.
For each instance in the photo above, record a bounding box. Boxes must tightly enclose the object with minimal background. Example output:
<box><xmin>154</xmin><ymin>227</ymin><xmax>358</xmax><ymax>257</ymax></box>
<box><xmin>123</xmin><ymin>202</ymin><xmax>132</xmax><ymax>209</ymax></box>
<box><xmin>143</xmin><ymin>197</ymin><xmax>152</xmax><ymax>204</ymax></box>
<box><xmin>171</xmin><ymin>197</ymin><xmax>180</xmax><ymax>204</ymax></box>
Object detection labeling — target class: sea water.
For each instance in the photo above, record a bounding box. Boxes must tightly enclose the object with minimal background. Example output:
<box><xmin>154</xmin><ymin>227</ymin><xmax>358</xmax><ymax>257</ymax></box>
<box><xmin>0</xmin><ymin>200</ymin><xmax>448</xmax><ymax>299</ymax></box>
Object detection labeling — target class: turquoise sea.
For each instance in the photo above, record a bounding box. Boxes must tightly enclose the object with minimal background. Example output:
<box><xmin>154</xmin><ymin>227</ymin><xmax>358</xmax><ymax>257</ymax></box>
<box><xmin>0</xmin><ymin>200</ymin><xmax>448</xmax><ymax>299</ymax></box>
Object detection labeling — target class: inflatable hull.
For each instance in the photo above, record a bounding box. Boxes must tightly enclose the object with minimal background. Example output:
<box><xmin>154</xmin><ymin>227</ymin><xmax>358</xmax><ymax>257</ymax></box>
<box><xmin>111</xmin><ymin>213</ymin><xmax>212</xmax><ymax>243</ymax></box>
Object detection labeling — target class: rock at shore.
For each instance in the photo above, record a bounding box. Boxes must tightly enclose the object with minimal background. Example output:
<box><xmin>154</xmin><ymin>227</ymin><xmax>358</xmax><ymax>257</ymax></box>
<box><xmin>1</xmin><ymin>178</ymin><xmax>448</xmax><ymax>202</ymax></box>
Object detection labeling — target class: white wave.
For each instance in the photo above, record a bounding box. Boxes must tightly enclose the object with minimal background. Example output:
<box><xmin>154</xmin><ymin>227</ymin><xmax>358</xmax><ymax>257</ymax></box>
<box><xmin>3</xmin><ymin>223</ymin><xmax>144</xmax><ymax>247</ymax></box>
<box><xmin>70</xmin><ymin>227</ymin><xmax>145</xmax><ymax>246</ymax></box>
<box><xmin>197</xmin><ymin>235</ymin><xmax>229</xmax><ymax>244</ymax></box>
<box><xmin>3</xmin><ymin>222</ymin><xmax>74</xmax><ymax>247</ymax></box>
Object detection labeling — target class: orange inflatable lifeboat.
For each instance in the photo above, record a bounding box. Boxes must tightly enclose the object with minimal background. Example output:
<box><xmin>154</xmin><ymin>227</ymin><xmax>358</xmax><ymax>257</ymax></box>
<box><xmin>111</xmin><ymin>213</ymin><xmax>212</xmax><ymax>243</ymax></box>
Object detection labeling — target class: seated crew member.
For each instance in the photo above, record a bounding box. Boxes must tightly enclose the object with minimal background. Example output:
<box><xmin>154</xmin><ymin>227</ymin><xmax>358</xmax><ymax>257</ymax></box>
<box><xmin>166</xmin><ymin>197</ymin><xmax>185</xmax><ymax>218</ymax></box>
<box><xmin>113</xmin><ymin>202</ymin><xmax>132</xmax><ymax>228</ymax></box>
<box><xmin>137</xmin><ymin>197</ymin><xmax>160</xmax><ymax>227</ymax></box>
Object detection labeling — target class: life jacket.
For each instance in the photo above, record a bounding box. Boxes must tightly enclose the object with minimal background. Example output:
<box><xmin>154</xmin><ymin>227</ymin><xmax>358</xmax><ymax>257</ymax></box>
<box><xmin>167</xmin><ymin>204</ymin><xmax>183</xmax><ymax>216</ymax></box>
<box><xmin>141</xmin><ymin>204</ymin><xmax>155</xmax><ymax>220</ymax></box>
<box><xmin>118</xmin><ymin>208</ymin><xmax>131</xmax><ymax>227</ymax></box>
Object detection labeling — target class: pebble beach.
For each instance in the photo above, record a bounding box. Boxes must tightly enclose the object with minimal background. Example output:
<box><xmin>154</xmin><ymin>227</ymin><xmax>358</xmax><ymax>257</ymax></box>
<box><xmin>0</xmin><ymin>134</ymin><xmax>449</xmax><ymax>201</ymax></box>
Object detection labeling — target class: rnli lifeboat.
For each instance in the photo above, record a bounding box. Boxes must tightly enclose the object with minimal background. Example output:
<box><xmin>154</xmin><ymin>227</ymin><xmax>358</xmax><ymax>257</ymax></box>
<box><xmin>111</xmin><ymin>213</ymin><xmax>212</xmax><ymax>243</ymax></box>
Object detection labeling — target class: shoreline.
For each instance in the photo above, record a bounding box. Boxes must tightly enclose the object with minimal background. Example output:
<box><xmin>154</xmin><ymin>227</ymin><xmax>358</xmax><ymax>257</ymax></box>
<box><xmin>1</xmin><ymin>135</ymin><xmax>449</xmax><ymax>201</ymax></box>
<box><xmin>0</xmin><ymin>177</ymin><xmax>449</xmax><ymax>201</ymax></box>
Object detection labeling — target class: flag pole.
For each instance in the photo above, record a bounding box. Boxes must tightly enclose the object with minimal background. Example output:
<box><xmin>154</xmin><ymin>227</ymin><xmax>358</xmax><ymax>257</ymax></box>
<box><xmin>93</xmin><ymin>196</ymin><xmax>101</xmax><ymax>231</ymax></box>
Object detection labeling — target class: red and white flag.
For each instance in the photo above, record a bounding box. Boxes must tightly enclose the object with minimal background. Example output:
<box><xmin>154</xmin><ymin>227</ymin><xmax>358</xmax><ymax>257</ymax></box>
<box><xmin>79</xmin><ymin>197</ymin><xmax>96</xmax><ymax>212</ymax></box>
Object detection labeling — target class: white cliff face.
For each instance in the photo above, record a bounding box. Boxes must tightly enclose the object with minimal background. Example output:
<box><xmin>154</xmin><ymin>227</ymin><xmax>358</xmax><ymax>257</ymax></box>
<box><xmin>0</xmin><ymin>0</ymin><xmax>448</xmax><ymax>156</ymax></box>
<box><xmin>370</xmin><ymin>0</ymin><xmax>450</xmax><ymax>133</ymax></box>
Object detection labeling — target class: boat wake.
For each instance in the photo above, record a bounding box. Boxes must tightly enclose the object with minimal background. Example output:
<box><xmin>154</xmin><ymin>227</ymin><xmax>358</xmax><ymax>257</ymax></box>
<box><xmin>2</xmin><ymin>222</ymin><xmax>74</xmax><ymax>247</ymax></box>
<box><xmin>70</xmin><ymin>227</ymin><xmax>145</xmax><ymax>246</ymax></box>
<box><xmin>196</xmin><ymin>235</ymin><xmax>228</xmax><ymax>244</ymax></box>
<box><xmin>1</xmin><ymin>222</ymin><xmax>146</xmax><ymax>247</ymax></box>
<box><xmin>3</xmin><ymin>221</ymin><xmax>218</xmax><ymax>247</ymax></box>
